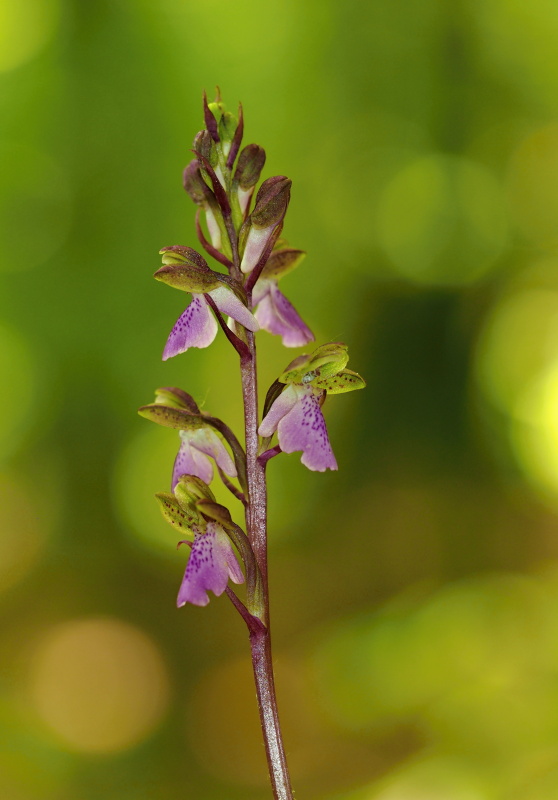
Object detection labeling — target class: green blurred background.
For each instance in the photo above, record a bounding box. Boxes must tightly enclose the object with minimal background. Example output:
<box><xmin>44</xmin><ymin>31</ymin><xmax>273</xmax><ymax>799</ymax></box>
<box><xmin>4</xmin><ymin>0</ymin><xmax>558</xmax><ymax>798</ymax></box>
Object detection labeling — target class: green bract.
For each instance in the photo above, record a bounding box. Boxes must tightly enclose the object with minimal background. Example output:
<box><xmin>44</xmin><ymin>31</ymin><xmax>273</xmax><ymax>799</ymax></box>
<box><xmin>155</xmin><ymin>492</ymin><xmax>199</xmax><ymax>534</ymax></box>
<box><xmin>154</xmin><ymin>386</ymin><xmax>200</xmax><ymax>412</ymax></box>
<box><xmin>137</xmin><ymin>403</ymin><xmax>205</xmax><ymax>430</ymax></box>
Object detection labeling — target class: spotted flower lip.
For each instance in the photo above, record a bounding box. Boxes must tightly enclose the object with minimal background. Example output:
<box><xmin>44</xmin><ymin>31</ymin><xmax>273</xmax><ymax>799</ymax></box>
<box><xmin>162</xmin><ymin>285</ymin><xmax>259</xmax><ymax>360</ymax></box>
<box><xmin>177</xmin><ymin>521</ymin><xmax>244</xmax><ymax>607</ymax></box>
<box><xmin>172</xmin><ymin>428</ymin><xmax>237</xmax><ymax>490</ymax></box>
<box><xmin>252</xmin><ymin>278</ymin><xmax>314</xmax><ymax>348</ymax></box>
<box><xmin>258</xmin><ymin>383</ymin><xmax>337</xmax><ymax>471</ymax></box>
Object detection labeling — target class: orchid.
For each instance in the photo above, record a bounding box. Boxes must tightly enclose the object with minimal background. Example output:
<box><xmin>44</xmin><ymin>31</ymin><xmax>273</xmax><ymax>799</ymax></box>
<box><xmin>259</xmin><ymin>343</ymin><xmax>366</xmax><ymax>471</ymax></box>
<box><xmin>177</xmin><ymin>521</ymin><xmax>244</xmax><ymax>607</ymax></box>
<box><xmin>139</xmin><ymin>92</ymin><xmax>365</xmax><ymax>799</ymax></box>
<box><xmin>172</xmin><ymin>426</ymin><xmax>237</xmax><ymax>489</ymax></box>
<box><xmin>251</xmin><ymin>245</ymin><xmax>314</xmax><ymax>346</ymax></box>
<box><xmin>162</xmin><ymin>284</ymin><xmax>259</xmax><ymax>360</ymax></box>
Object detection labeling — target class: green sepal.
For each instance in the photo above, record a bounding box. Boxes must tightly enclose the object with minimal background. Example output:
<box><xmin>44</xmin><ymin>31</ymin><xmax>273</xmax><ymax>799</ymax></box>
<box><xmin>175</xmin><ymin>474</ymin><xmax>215</xmax><ymax>503</ymax></box>
<box><xmin>138</xmin><ymin>404</ymin><xmax>205</xmax><ymax>430</ymax></box>
<box><xmin>173</xmin><ymin>476</ymin><xmax>213</xmax><ymax>525</ymax></box>
<box><xmin>278</xmin><ymin>353</ymin><xmax>313</xmax><ymax>383</ymax></box>
<box><xmin>308</xmin><ymin>342</ymin><xmax>349</xmax><ymax>378</ymax></box>
<box><xmin>278</xmin><ymin>343</ymin><xmax>350</xmax><ymax>384</ymax></box>
<box><xmin>312</xmin><ymin>369</ymin><xmax>366</xmax><ymax>394</ymax></box>
<box><xmin>260</xmin><ymin>248</ymin><xmax>305</xmax><ymax>281</ymax></box>
<box><xmin>154</xmin><ymin>387</ymin><xmax>200</xmax><ymax>413</ymax></box>
<box><xmin>154</xmin><ymin>263</ymin><xmax>223</xmax><ymax>293</ymax></box>
<box><xmin>155</xmin><ymin>492</ymin><xmax>198</xmax><ymax>535</ymax></box>
<box><xmin>218</xmin><ymin>111</ymin><xmax>238</xmax><ymax>144</ymax></box>
<box><xmin>159</xmin><ymin>246</ymin><xmax>208</xmax><ymax>268</ymax></box>
<box><xmin>155</xmin><ymin>246</ymin><xmax>224</xmax><ymax>292</ymax></box>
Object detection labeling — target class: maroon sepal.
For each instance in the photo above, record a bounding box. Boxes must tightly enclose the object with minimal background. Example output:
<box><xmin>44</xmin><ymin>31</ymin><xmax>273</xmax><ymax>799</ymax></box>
<box><xmin>203</xmin><ymin>90</ymin><xmax>220</xmax><ymax>142</ymax></box>
<box><xmin>226</xmin><ymin>103</ymin><xmax>244</xmax><ymax>169</ymax></box>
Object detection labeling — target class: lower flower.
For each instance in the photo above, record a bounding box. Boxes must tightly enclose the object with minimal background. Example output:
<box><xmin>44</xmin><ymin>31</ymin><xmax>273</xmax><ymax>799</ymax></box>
<box><xmin>177</xmin><ymin>521</ymin><xmax>245</xmax><ymax>607</ymax></box>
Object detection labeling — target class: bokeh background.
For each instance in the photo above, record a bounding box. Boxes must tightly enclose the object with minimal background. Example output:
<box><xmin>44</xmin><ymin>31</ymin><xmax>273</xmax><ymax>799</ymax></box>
<box><xmin>4</xmin><ymin>0</ymin><xmax>558</xmax><ymax>798</ymax></box>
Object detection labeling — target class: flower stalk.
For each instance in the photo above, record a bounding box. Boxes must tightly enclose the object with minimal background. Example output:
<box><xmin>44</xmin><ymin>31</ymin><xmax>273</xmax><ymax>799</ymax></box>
<box><xmin>139</xmin><ymin>91</ymin><xmax>365</xmax><ymax>799</ymax></box>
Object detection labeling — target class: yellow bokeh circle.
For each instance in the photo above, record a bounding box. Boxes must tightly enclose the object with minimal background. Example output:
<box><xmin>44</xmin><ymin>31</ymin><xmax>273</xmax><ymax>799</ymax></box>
<box><xmin>29</xmin><ymin>617</ymin><xmax>170</xmax><ymax>753</ymax></box>
<box><xmin>0</xmin><ymin>0</ymin><xmax>60</xmax><ymax>73</ymax></box>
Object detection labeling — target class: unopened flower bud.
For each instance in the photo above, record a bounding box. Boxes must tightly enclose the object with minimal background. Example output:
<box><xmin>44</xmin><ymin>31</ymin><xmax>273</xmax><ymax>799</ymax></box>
<box><xmin>183</xmin><ymin>160</ymin><xmax>212</xmax><ymax>205</ymax></box>
<box><xmin>234</xmin><ymin>145</ymin><xmax>266</xmax><ymax>190</ymax></box>
<box><xmin>233</xmin><ymin>144</ymin><xmax>266</xmax><ymax>214</ymax></box>
<box><xmin>175</xmin><ymin>474</ymin><xmax>215</xmax><ymax>506</ymax></box>
<box><xmin>240</xmin><ymin>176</ymin><xmax>291</xmax><ymax>274</ymax></box>
<box><xmin>218</xmin><ymin>111</ymin><xmax>238</xmax><ymax>147</ymax></box>
<box><xmin>193</xmin><ymin>130</ymin><xmax>218</xmax><ymax>168</ymax></box>
<box><xmin>251</xmin><ymin>176</ymin><xmax>291</xmax><ymax>229</ymax></box>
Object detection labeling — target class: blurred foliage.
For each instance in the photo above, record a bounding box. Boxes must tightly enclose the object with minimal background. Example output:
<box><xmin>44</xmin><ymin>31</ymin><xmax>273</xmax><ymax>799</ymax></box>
<box><xmin>4</xmin><ymin>0</ymin><xmax>558</xmax><ymax>798</ymax></box>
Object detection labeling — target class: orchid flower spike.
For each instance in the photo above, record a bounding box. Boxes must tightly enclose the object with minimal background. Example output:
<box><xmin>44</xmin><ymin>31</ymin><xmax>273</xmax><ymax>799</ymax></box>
<box><xmin>259</xmin><ymin>343</ymin><xmax>366</xmax><ymax>471</ymax></box>
<box><xmin>154</xmin><ymin>246</ymin><xmax>259</xmax><ymax>359</ymax></box>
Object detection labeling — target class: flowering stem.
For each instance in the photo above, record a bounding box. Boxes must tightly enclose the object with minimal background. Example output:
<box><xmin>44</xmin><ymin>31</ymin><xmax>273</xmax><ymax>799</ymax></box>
<box><xmin>240</xmin><ymin>329</ymin><xmax>293</xmax><ymax>799</ymax></box>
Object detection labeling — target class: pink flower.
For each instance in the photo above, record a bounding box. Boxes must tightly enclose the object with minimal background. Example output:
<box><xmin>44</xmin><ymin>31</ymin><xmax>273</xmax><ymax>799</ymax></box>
<box><xmin>258</xmin><ymin>384</ymin><xmax>337</xmax><ymax>471</ymax></box>
<box><xmin>172</xmin><ymin>428</ymin><xmax>237</xmax><ymax>490</ymax></box>
<box><xmin>177</xmin><ymin>521</ymin><xmax>244</xmax><ymax>607</ymax></box>
<box><xmin>252</xmin><ymin>279</ymin><xmax>313</xmax><ymax>348</ymax></box>
<box><xmin>163</xmin><ymin>285</ymin><xmax>259</xmax><ymax>360</ymax></box>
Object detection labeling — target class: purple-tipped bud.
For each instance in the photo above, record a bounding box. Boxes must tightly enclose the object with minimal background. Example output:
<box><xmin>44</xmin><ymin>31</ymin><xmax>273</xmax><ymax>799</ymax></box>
<box><xmin>203</xmin><ymin>90</ymin><xmax>220</xmax><ymax>142</ymax></box>
<box><xmin>239</xmin><ymin>177</ymin><xmax>291</xmax><ymax>274</ymax></box>
<box><xmin>226</xmin><ymin>103</ymin><xmax>244</xmax><ymax>169</ymax></box>
<box><xmin>183</xmin><ymin>160</ymin><xmax>213</xmax><ymax>205</ymax></box>
<box><xmin>234</xmin><ymin>145</ymin><xmax>266</xmax><ymax>190</ymax></box>
<box><xmin>193</xmin><ymin>130</ymin><xmax>218</xmax><ymax>167</ymax></box>
<box><xmin>251</xmin><ymin>176</ymin><xmax>291</xmax><ymax>229</ymax></box>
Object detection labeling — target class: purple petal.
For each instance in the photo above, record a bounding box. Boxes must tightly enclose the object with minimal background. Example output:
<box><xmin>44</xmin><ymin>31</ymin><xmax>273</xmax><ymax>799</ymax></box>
<box><xmin>188</xmin><ymin>428</ymin><xmax>237</xmax><ymax>478</ymax></box>
<box><xmin>177</xmin><ymin>522</ymin><xmax>244</xmax><ymax>607</ymax></box>
<box><xmin>277</xmin><ymin>385</ymin><xmax>337</xmax><ymax>471</ymax></box>
<box><xmin>208</xmin><ymin>285</ymin><xmax>259</xmax><ymax>332</ymax></box>
<box><xmin>254</xmin><ymin>282</ymin><xmax>314</xmax><ymax>347</ymax></box>
<box><xmin>258</xmin><ymin>384</ymin><xmax>299</xmax><ymax>438</ymax></box>
<box><xmin>162</xmin><ymin>295</ymin><xmax>217</xmax><ymax>360</ymax></box>
<box><xmin>172</xmin><ymin>432</ymin><xmax>214</xmax><ymax>489</ymax></box>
